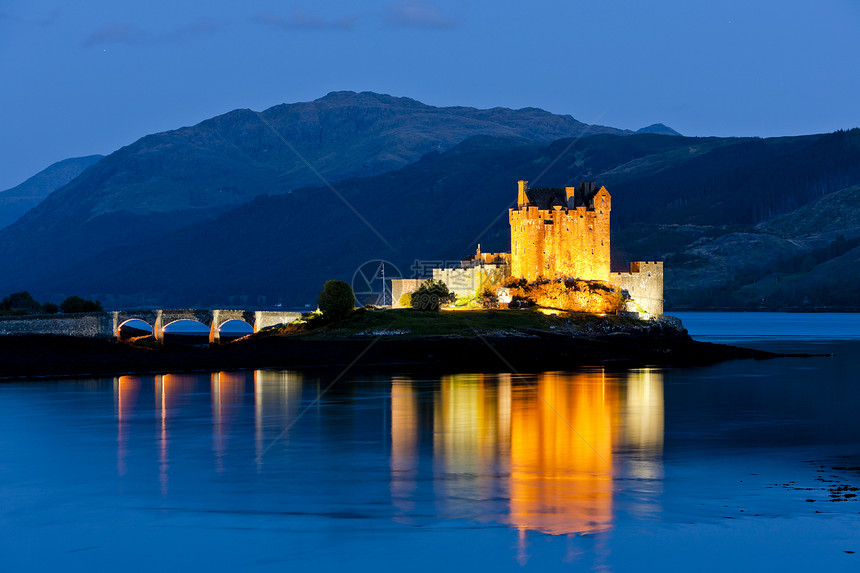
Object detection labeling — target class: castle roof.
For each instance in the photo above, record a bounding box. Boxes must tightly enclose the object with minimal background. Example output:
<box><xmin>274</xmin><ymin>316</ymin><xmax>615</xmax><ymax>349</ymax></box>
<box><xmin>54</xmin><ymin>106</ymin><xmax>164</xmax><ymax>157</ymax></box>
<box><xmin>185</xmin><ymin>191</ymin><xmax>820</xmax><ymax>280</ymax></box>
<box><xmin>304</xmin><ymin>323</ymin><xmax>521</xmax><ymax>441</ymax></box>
<box><xmin>525</xmin><ymin>182</ymin><xmax>603</xmax><ymax>210</ymax></box>
<box><xmin>525</xmin><ymin>188</ymin><xmax>569</xmax><ymax>210</ymax></box>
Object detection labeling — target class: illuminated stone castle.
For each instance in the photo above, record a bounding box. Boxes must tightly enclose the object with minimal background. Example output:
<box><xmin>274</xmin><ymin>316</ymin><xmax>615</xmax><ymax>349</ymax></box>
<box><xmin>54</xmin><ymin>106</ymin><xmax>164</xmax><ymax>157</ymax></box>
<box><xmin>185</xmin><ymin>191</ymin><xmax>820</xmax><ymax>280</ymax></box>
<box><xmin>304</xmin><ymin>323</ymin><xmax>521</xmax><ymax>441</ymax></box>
<box><xmin>510</xmin><ymin>180</ymin><xmax>663</xmax><ymax>316</ymax></box>
<box><xmin>391</xmin><ymin>180</ymin><xmax>663</xmax><ymax>316</ymax></box>
<box><xmin>510</xmin><ymin>180</ymin><xmax>611</xmax><ymax>282</ymax></box>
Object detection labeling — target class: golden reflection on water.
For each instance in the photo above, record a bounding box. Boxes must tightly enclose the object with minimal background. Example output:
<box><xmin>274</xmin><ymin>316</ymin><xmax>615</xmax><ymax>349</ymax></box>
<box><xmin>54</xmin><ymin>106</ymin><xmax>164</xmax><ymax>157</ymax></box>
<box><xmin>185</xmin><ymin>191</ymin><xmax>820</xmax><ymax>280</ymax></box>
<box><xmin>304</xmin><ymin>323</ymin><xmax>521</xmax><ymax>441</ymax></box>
<box><xmin>115</xmin><ymin>375</ymin><xmax>141</xmax><ymax>477</ymax></box>
<box><xmin>115</xmin><ymin>371</ymin><xmax>307</xmax><ymax>477</ymax></box>
<box><xmin>158</xmin><ymin>374</ymin><xmax>198</xmax><ymax>494</ymax></box>
<box><xmin>510</xmin><ymin>371</ymin><xmax>615</xmax><ymax>537</ymax></box>
<box><xmin>113</xmin><ymin>367</ymin><xmax>663</xmax><ymax>545</ymax></box>
<box><xmin>254</xmin><ymin>370</ymin><xmax>303</xmax><ymax>470</ymax></box>
<box><xmin>211</xmin><ymin>372</ymin><xmax>249</xmax><ymax>473</ymax></box>
<box><xmin>391</xmin><ymin>369</ymin><xmax>665</xmax><ymax>541</ymax></box>
<box><xmin>391</xmin><ymin>378</ymin><xmax>419</xmax><ymax>522</ymax></box>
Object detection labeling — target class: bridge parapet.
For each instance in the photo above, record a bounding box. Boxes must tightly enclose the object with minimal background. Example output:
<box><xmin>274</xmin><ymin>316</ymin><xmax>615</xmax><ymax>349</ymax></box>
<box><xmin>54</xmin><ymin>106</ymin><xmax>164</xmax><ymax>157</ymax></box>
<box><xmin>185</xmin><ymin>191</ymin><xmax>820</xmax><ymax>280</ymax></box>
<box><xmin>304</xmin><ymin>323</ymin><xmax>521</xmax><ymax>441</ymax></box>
<box><xmin>1</xmin><ymin>309</ymin><xmax>304</xmax><ymax>343</ymax></box>
<box><xmin>0</xmin><ymin>312</ymin><xmax>115</xmax><ymax>338</ymax></box>
<box><xmin>254</xmin><ymin>311</ymin><xmax>302</xmax><ymax>331</ymax></box>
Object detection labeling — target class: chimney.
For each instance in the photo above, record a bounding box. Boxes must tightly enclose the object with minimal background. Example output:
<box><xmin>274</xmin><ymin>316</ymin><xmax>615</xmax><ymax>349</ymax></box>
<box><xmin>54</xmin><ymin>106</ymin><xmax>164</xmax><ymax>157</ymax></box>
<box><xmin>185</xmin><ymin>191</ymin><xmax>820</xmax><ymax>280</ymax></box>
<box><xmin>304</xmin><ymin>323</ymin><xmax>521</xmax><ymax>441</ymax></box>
<box><xmin>565</xmin><ymin>186</ymin><xmax>576</xmax><ymax>208</ymax></box>
<box><xmin>517</xmin><ymin>180</ymin><xmax>529</xmax><ymax>208</ymax></box>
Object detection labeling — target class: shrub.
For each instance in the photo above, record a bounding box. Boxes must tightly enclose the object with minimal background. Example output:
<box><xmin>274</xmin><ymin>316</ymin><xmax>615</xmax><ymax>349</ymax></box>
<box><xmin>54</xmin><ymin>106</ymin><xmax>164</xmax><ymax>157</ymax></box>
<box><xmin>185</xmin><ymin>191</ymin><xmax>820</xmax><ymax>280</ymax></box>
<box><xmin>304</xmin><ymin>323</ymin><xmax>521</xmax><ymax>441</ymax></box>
<box><xmin>59</xmin><ymin>295</ymin><xmax>103</xmax><ymax>314</ymax></box>
<box><xmin>42</xmin><ymin>302</ymin><xmax>59</xmax><ymax>314</ymax></box>
<box><xmin>507</xmin><ymin>278</ymin><xmax>625</xmax><ymax>313</ymax></box>
<box><xmin>480</xmin><ymin>288</ymin><xmax>499</xmax><ymax>309</ymax></box>
<box><xmin>317</xmin><ymin>280</ymin><xmax>355</xmax><ymax>319</ymax></box>
<box><xmin>398</xmin><ymin>292</ymin><xmax>412</xmax><ymax>308</ymax></box>
<box><xmin>410</xmin><ymin>279</ymin><xmax>456</xmax><ymax>311</ymax></box>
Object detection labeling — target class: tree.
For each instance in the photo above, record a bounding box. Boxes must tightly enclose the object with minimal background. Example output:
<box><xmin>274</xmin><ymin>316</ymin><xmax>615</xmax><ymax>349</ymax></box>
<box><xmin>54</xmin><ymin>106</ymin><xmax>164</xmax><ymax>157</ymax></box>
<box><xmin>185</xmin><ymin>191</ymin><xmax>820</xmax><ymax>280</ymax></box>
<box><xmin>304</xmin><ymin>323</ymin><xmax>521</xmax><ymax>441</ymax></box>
<box><xmin>60</xmin><ymin>296</ymin><xmax>103</xmax><ymax>314</ymax></box>
<box><xmin>317</xmin><ymin>280</ymin><xmax>355</xmax><ymax>319</ymax></box>
<box><xmin>411</xmin><ymin>279</ymin><xmax>456</xmax><ymax>311</ymax></box>
<box><xmin>82</xmin><ymin>299</ymin><xmax>103</xmax><ymax>312</ymax></box>
<box><xmin>42</xmin><ymin>302</ymin><xmax>59</xmax><ymax>315</ymax></box>
<box><xmin>1</xmin><ymin>291</ymin><xmax>42</xmax><ymax>313</ymax></box>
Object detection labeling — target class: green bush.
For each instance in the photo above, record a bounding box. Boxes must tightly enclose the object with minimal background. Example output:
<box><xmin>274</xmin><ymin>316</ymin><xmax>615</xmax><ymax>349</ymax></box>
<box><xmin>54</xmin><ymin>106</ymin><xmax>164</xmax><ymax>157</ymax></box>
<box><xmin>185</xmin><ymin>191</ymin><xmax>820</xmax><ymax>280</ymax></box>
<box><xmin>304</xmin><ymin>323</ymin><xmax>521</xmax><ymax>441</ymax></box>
<box><xmin>317</xmin><ymin>280</ymin><xmax>355</xmax><ymax>319</ymax></box>
<box><xmin>42</xmin><ymin>302</ymin><xmax>59</xmax><ymax>314</ymax></box>
<box><xmin>410</xmin><ymin>279</ymin><xmax>456</xmax><ymax>311</ymax></box>
<box><xmin>59</xmin><ymin>295</ymin><xmax>103</xmax><ymax>314</ymax></box>
<box><xmin>398</xmin><ymin>292</ymin><xmax>412</xmax><ymax>308</ymax></box>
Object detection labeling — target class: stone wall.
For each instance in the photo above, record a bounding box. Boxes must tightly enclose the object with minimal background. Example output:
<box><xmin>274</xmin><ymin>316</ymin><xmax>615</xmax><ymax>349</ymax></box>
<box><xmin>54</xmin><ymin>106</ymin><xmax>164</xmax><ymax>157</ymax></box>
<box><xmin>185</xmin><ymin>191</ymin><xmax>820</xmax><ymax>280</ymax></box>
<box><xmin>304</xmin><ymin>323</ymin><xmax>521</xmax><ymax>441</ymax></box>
<box><xmin>390</xmin><ymin>279</ymin><xmax>423</xmax><ymax>308</ymax></box>
<box><xmin>432</xmin><ymin>268</ymin><xmax>479</xmax><ymax>297</ymax></box>
<box><xmin>254</xmin><ymin>311</ymin><xmax>302</xmax><ymax>330</ymax></box>
<box><xmin>609</xmin><ymin>261</ymin><xmax>664</xmax><ymax>317</ymax></box>
<box><xmin>0</xmin><ymin>313</ymin><xmax>114</xmax><ymax>338</ymax></box>
<box><xmin>431</xmin><ymin>265</ymin><xmax>510</xmax><ymax>299</ymax></box>
<box><xmin>509</xmin><ymin>186</ymin><xmax>611</xmax><ymax>282</ymax></box>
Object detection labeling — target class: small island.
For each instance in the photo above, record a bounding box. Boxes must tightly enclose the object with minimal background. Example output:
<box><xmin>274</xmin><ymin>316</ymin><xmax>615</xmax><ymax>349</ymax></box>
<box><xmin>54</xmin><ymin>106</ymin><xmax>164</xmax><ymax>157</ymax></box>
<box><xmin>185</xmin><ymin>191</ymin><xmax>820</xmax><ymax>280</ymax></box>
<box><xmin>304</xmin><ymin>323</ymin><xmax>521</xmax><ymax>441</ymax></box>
<box><xmin>0</xmin><ymin>306</ymin><xmax>776</xmax><ymax>380</ymax></box>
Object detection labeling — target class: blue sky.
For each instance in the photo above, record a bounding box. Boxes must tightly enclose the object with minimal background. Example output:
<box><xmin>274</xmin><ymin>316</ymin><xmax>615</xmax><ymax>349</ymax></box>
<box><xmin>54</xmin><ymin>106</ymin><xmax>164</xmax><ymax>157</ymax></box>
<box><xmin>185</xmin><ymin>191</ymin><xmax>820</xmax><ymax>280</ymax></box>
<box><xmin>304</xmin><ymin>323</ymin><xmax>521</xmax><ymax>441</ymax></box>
<box><xmin>1</xmin><ymin>0</ymin><xmax>858</xmax><ymax>190</ymax></box>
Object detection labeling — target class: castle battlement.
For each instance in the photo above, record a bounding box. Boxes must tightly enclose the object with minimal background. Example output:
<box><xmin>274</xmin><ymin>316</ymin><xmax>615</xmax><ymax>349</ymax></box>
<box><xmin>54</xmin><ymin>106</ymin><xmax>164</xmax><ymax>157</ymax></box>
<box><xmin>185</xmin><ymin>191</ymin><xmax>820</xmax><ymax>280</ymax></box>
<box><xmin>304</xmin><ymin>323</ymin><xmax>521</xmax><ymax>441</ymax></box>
<box><xmin>509</xmin><ymin>180</ymin><xmax>611</xmax><ymax>282</ymax></box>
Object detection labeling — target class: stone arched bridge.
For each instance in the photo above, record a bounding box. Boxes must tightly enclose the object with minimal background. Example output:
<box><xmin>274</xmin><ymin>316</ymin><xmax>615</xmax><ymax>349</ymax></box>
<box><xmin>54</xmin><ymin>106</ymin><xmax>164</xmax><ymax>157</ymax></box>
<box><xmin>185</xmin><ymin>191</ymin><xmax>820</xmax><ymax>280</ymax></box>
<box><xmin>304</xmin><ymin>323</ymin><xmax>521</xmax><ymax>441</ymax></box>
<box><xmin>0</xmin><ymin>309</ymin><xmax>303</xmax><ymax>343</ymax></box>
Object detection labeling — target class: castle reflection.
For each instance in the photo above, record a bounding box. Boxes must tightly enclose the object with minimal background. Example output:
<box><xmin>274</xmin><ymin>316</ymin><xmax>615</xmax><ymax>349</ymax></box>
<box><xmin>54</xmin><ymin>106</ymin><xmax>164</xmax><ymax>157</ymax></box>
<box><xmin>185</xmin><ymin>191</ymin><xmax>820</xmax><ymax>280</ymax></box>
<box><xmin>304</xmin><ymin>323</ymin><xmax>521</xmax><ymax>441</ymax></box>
<box><xmin>391</xmin><ymin>369</ymin><xmax>664</xmax><ymax>539</ymax></box>
<box><xmin>509</xmin><ymin>371</ymin><xmax>615</xmax><ymax>536</ymax></box>
<box><xmin>113</xmin><ymin>367</ymin><xmax>664</xmax><ymax>543</ymax></box>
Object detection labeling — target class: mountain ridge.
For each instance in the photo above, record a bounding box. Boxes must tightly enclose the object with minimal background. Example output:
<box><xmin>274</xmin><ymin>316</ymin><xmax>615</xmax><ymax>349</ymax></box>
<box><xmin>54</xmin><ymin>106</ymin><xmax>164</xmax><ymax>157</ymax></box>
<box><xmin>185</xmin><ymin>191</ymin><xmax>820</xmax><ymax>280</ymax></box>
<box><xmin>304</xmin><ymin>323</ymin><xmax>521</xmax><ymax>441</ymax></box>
<box><xmin>13</xmin><ymin>129</ymin><xmax>860</xmax><ymax>310</ymax></box>
<box><xmin>1</xmin><ymin>92</ymin><xmax>857</xmax><ymax>310</ymax></box>
<box><xmin>0</xmin><ymin>155</ymin><xmax>103</xmax><ymax>229</ymax></box>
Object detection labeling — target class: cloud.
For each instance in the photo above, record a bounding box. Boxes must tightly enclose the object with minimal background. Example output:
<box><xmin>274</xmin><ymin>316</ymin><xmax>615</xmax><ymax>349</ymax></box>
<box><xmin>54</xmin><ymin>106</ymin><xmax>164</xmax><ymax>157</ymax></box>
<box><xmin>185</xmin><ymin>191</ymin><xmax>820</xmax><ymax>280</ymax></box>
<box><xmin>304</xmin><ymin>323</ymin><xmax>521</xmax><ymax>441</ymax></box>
<box><xmin>83</xmin><ymin>18</ymin><xmax>221</xmax><ymax>47</ymax></box>
<box><xmin>0</xmin><ymin>9</ymin><xmax>59</xmax><ymax>26</ymax></box>
<box><xmin>83</xmin><ymin>23</ymin><xmax>148</xmax><ymax>46</ymax></box>
<box><xmin>384</xmin><ymin>1</ymin><xmax>459</xmax><ymax>29</ymax></box>
<box><xmin>251</xmin><ymin>10</ymin><xmax>359</xmax><ymax>31</ymax></box>
<box><xmin>163</xmin><ymin>18</ymin><xmax>221</xmax><ymax>41</ymax></box>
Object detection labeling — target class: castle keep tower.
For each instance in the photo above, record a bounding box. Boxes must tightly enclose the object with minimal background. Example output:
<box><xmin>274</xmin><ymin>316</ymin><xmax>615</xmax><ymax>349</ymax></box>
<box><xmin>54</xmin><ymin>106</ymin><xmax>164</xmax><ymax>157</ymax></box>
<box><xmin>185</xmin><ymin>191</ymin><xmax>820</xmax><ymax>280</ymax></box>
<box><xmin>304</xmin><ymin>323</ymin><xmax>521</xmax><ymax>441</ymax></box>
<box><xmin>509</xmin><ymin>180</ymin><xmax>611</xmax><ymax>282</ymax></box>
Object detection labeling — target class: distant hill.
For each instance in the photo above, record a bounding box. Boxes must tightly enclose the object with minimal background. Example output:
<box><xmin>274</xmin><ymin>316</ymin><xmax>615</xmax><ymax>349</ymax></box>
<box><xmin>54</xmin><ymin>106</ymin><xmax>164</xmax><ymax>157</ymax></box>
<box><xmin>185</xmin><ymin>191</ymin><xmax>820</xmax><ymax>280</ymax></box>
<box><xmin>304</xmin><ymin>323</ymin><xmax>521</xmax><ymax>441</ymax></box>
<box><xmin>0</xmin><ymin>91</ymin><xmax>634</xmax><ymax>287</ymax></box>
<box><xmin>0</xmin><ymin>155</ymin><xmax>103</xmax><ymax>229</ymax></box>
<box><xmin>636</xmin><ymin>123</ymin><xmax>681</xmax><ymax>136</ymax></box>
<box><xmin>12</xmin><ymin>128</ymin><xmax>860</xmax><ymax>310</ymax></box>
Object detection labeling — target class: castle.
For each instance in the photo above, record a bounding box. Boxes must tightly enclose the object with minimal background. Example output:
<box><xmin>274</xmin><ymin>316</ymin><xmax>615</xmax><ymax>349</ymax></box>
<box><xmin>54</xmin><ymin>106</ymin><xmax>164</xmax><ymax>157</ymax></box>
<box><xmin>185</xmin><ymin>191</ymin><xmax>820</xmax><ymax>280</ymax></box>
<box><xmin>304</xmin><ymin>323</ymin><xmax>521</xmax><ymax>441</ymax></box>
<box><xmin>392</xmin><ymin>180</ymin><xmax>663</xmax><ymax>317</ymax></box>
<box><xmin>510</xmin><ymin>181</ymin><xmax>611</xmax><ymax>282</ymax></box>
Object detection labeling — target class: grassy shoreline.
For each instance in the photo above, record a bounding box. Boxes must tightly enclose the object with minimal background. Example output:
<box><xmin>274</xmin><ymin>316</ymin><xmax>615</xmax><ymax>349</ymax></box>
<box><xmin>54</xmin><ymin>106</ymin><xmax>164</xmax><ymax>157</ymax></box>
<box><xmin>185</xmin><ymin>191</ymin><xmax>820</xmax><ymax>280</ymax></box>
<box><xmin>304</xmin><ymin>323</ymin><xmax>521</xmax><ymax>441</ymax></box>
<box><xmin>0</xmin><ymin>309</ymin><xmax>780</xmax><ymax>381</ymax></box>
<box><xmin>256</xmin><ymin>307</ymin><xmax>653</xmax><ymax>339</ymax></box>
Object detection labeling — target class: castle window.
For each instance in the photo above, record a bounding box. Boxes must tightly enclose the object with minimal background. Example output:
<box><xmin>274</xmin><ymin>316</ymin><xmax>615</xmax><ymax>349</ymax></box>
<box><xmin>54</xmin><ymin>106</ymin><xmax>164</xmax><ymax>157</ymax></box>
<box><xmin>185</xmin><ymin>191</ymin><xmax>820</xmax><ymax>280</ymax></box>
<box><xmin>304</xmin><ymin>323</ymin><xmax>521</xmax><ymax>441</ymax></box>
<box><xmin>599</xmin><ymin>210</ymin><xmax>603</xmax><ymax>214</ymax></box>
<box><xmin>589</xmin><ymin>225</ymin><xmax>592</xmax><ymax>231</ymax></box>
<box><xmin>601</xmin><ymin>197</ymin><xmax>605</xmax><ymax>203</ymax></box>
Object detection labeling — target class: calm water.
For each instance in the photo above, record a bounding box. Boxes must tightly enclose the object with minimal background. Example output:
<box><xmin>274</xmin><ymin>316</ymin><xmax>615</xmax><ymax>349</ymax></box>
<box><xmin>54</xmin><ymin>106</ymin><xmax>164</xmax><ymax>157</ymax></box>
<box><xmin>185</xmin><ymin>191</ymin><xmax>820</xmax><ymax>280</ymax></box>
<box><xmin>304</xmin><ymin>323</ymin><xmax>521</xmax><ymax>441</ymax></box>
<box><xmin>2</xmin><ymin>313</ymin><xmax>860</xmax><ymax>571</ymax></box>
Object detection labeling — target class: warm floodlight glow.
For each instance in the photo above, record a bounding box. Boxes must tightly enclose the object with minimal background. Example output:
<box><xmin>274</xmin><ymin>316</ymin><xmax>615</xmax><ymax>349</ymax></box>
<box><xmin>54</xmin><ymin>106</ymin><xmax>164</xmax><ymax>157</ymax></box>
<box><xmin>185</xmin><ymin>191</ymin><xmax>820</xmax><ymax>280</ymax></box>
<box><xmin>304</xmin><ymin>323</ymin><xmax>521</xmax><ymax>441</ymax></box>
<box><xmin>388</xmin><ymin>369</ymin><xmax>665</xmax><ymax>551</ymax></box>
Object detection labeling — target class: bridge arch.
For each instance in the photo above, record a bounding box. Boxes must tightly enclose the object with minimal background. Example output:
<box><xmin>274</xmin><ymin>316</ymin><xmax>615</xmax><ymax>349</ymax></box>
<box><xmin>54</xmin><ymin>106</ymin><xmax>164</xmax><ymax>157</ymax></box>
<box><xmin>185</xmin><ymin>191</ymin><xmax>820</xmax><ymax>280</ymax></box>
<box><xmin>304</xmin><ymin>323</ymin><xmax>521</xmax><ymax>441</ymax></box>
<box><xmin>116</xmin><ymin>318</ymin><xmax>153</xmax><ymax>340</ymax></box>
<box><xmin>161</xmin><ymin>319</ymin><xmax>213</xmax><ymax>344</ymax></box>
<box><xmin>218</xmin><ymin>319</ymin><xmax>254</xmax><ymax>341</ymax></box>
